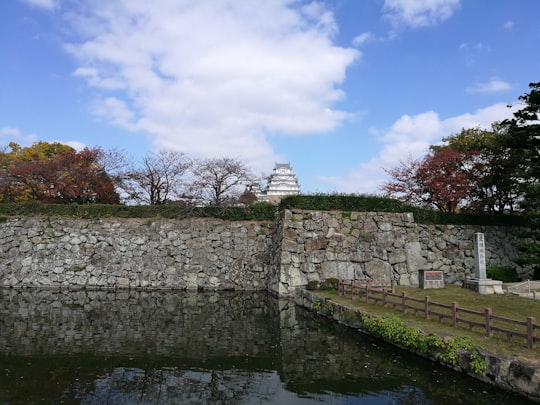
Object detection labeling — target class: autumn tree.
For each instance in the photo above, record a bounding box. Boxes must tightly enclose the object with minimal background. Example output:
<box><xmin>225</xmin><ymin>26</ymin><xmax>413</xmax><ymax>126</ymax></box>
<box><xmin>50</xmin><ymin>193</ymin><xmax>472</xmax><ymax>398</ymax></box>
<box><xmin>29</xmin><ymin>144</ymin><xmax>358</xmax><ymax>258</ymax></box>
<box><xmin>432</xmin><ymin>126</ymin><xmax>521</xmax><ymax>213</ymax></box>
<box><xmin>190</xmin><ymin>157</ymin><xmax>253</xmax><ymax>206</ymax></box>
<box><xmin>119</xmin><ymin>151</ymin><xmax>191</xmax><ymax>205</ymax></box>
<box><xmin>379</xmin><ymin>155</ymin><xmax>424</xmax><ymax>207</ymax></box>
<box><xmin>0</xmin><ymin>142</ymin><xmax>119</xmax><ymax>204</ymax></box>
<box><xmin>381</xmin><ymin>148</ymin><xmax>478</xmax><ymax>212</ymax></box>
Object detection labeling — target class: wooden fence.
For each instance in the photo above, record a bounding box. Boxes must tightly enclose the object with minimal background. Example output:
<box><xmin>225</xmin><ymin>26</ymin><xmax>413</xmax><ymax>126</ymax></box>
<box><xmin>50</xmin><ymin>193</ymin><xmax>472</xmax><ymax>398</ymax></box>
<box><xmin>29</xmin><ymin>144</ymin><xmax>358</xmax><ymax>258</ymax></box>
<box><xmin>338</xmin><ymin>279</ymin><xmax>538</xmax><ymax>350</ymax></box>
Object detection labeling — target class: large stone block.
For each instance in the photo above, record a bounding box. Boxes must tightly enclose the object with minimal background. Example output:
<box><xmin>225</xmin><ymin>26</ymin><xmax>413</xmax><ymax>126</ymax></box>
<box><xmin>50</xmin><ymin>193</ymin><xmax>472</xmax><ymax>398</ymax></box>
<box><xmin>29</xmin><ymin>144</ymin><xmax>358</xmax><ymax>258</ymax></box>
<box><xmin>364</xmin><ymin>259</ymin><xmax>393</xmax><ymax>282</ymax></box>
<box><xmin>405</xmin><ymin>241</ymin><xmax>427</xmax><ymax>271</ymax></box>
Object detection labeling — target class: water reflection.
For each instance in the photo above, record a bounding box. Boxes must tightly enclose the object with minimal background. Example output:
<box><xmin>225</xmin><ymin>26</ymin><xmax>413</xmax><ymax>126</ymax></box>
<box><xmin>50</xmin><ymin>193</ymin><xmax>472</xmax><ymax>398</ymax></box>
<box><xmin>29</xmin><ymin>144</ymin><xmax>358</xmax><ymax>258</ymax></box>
<box><xmin>0</xmin><ymin>288</ymin><xmax>531</xmax><ymax>404</ymax></box>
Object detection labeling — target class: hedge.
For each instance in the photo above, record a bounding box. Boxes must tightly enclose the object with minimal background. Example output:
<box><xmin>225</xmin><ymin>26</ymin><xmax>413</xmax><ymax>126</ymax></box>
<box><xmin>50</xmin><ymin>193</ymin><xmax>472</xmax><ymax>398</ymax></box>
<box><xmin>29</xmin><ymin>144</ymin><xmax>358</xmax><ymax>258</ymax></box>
<box><xmin>0</xmin><ymin>194</ymin><xmax>526</xmax><ymax>226</ymax></box>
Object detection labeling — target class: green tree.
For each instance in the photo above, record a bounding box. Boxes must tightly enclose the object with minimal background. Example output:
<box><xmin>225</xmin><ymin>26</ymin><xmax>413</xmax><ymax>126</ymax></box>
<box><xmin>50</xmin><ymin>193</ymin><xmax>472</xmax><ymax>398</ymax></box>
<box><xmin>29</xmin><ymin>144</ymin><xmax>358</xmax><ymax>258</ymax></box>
<box><xmin>502</xmin><ymin>82</ymin><xmax>540</xmax><ymax>274</ymax></box>
<box><xmin>433</xmin><ymin>126</ymin><xmax>521</xmax><ymax>213</ymax></box>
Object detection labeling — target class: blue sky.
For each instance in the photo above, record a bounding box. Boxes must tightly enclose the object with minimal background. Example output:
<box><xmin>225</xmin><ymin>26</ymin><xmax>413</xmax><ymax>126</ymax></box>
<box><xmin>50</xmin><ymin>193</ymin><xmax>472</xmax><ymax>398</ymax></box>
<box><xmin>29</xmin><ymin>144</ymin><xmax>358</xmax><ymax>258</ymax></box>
<box><xmin>1</xmin><ymin>0</ymin><xmax>539</xmax><ymax>194</ymax></box>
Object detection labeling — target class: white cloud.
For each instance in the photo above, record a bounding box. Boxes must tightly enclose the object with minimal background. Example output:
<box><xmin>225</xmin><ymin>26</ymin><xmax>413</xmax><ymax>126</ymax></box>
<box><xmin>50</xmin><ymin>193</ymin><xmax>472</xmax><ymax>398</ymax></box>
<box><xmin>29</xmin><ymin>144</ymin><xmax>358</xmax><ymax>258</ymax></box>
<box><xmin>502</xmin><ymin>20</ymin><xmax>514</xmax><ymax>30</ymax></box>
<box><xmin>0</xmin><ymin>127</ymin><xmax>89</xmax><ymax>152</ymax></box>
<box><xmin>383</xmin><ymin>0</ymin><xmax>460</xmax><ymax>28</ymax></box>
<box><xmin>466</xmin><ymin>78</ymin><xmax>512</xmax><ymax>94</ymax></box>
<box><xmin>19</xmin><ymin>0</ymin><xmax>58</xmax><ymax>11</ymax></box>
<box><xmin>458</xmin><ymin>41</ymin><xmax>490</xmax><ymax>65</ymax></box>
<box><xmin>0</xmin><ymin>127</ymin><xmax>38</xmax><ymax>146</ymax></box>
<box><xmin>319</xmin><ymin>103</ymin><xmax>515</xmax><ymax>194</ymax></box>
<box><xmin>61</xmin><ymin>141</ymin><xmax>87</xmax><ymax>151</ymax></box>
<box><xmin>64</xmin><ymin>0</ymin><xmax>358</xmax><ymax>172</ymax></box>
<box><xmin>352</xmin><ymin>32</ymin><xmax>374</xmax><ymax>47</ymax></box>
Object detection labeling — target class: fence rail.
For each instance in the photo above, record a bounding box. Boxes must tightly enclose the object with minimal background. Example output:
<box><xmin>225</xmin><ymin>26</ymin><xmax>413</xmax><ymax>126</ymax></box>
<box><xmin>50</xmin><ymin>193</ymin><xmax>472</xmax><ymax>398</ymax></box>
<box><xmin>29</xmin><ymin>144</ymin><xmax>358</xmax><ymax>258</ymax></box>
<box><xmin>337</xmin><ymin>279</ymin><xmax>538</xmax><ymax>350</ymax></box>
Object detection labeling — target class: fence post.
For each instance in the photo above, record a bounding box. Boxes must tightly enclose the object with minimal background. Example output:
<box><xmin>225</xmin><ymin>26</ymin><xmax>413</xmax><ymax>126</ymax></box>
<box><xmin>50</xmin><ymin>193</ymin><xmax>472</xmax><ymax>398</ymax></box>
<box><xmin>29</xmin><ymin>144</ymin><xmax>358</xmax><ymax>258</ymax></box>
<box><xmin>485</xmin><ymin>308</ymin><xmax>493</xmax><ymax>337</ymax></box>
<box><xmin>382</xmin><ymin>289</ymin><xmax>387</xmax><ymax>308</ymax></box>
<box><xmin>452</xmin><ymin>302</ymin><xmax>458</xmax><ymax>328</ymax></box>
<box><xmin>425</xmin><ymin>296</ymin><xmax>430</xmax><ymax>320</ymax></box>
<box><xmin>401</xmin><ymin>291</ymin><xmax>407</xmax><ymax>314</ymax></box>
<box><xmin>365</xmin><ymin>283</ymin><xmax>370</xmax><ymax>304</ymax></box>
<box><xmin>527</xmin><ymin>317</ymin><xmax>536</xmax><ymax>350</ymax></box>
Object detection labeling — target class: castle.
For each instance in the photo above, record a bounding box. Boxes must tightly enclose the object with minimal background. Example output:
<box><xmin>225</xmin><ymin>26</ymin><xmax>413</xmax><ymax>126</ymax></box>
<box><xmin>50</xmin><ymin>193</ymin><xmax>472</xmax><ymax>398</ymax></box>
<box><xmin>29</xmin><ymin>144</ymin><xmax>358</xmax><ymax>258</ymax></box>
<box><xmin>254</xmin><ymin>163</ymin><xmax>300</xmax><ymax>204</ymax></box>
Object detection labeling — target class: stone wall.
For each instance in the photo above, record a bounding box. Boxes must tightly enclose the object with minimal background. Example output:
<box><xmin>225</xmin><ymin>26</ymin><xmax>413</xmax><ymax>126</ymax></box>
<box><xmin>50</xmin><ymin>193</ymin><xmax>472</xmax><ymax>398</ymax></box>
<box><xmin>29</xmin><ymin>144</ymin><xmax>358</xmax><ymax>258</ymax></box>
<box><xmin>0</xmin><ymin>210</ymin><xmax>526</xmax><ymax>295</ymax></box>
<box><xmin>274</xmin><ymin>209</ymin><xmax>525</xmax><ymax>296</ymax></box>
<box><xmin>0</xmin><ymin>217</ymin><xmax>273</xmax><ymax>290</ymax></box>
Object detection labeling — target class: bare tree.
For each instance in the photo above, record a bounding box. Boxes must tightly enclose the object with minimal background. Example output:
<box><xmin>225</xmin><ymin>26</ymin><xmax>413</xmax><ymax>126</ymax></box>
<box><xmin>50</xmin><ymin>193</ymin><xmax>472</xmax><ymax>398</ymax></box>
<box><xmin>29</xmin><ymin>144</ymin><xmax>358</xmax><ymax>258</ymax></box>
<box><xmin>97</xmin><ymin>147</ymin><xmax>131</xmax><ymax>192</ymax></box>
<box><xmin>121</xmin><ymin>151</ymin><xmax>191</xmax><ymax>205</ymax></box>
<box><xmin>190</xmin><ymin>157</ymin><xmax>253</xmax><ymax>206</ymax></box>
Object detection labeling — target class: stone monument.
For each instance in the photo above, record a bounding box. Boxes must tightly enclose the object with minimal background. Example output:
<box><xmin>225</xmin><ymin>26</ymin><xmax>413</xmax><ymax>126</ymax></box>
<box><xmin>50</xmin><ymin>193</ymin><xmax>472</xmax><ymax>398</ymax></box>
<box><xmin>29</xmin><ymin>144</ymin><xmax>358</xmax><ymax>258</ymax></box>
<box><xmin>463</xmin><ymin>233</ymin><xmax>504</xmax><ymax>294</ymax></box>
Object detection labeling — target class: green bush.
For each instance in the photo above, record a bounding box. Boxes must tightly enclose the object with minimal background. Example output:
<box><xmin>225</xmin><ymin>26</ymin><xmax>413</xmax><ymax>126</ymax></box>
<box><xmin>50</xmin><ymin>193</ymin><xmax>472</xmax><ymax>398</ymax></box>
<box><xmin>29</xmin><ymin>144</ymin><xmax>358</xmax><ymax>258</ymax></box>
<box><xmin>278</xmin><ymin>194</ymin><xmax>524</xmax><ymax>227</ymax></box>
<box><xmin>532</xmin><ymin>266</ymin><xmax>540</xmax><ymax>280</ymax></box>
<box><xmin>0</xmin><ymin>195</ymin><xmax>526</xmax><ymax>227</ymax></box>
<box><xmin>362</xmin><ymin>314</ymin><xmax>443</xmax><ymax>354</ymax></box>
<box><xmin>319</xmin><ymin>278</ymin><xmax>338</xmax><ymax>291</ymax></box>
<box><xmin>362</xmin><ymin>313</ymin><xmax>486</xmax><ymax>375</ymax></box>
<box><xmin>486</xmin><ymin>266</ymin><xmax>519</xmax><ymax>282</ymax></box>
<box><xmin>0</xmin><ymin>202</ymin><xmax>277</xmax><ymax>221</ymax></box>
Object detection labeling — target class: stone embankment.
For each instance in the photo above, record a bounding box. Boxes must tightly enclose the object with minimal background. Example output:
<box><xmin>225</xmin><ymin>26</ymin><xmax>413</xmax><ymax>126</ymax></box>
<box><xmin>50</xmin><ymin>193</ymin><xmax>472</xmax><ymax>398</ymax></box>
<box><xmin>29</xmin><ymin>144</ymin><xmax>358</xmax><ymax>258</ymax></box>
<box><xmin>296</xmin><ymin>289</ymin><xmax>540</xmax><ymax>403</ymax></box>
<box><xmin>0</xmin><ymin>209</ymin><xmax>527</xmax><ymax>295</ymax></box>
<box><xmin>0</xmin><ymin>217</ymin><xmax>273</xmax><ymax>290</ymax></box>
<box><xmin>275</xmin><ymin>209</ymin><xmax>526</xmax><ymax>295</ymax></box>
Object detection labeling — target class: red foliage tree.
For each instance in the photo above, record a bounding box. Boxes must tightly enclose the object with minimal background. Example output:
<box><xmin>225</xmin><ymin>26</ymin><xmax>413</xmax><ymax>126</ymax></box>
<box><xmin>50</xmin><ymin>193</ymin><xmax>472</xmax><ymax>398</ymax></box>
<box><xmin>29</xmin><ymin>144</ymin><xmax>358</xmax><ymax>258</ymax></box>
<box><xmin>1</xmin><ymin>142</ymin><xmax>119</xmax><ymax>204</ymax></box>
<box><xmin>381</xmin><ymin>148</ymin><xmax>478</xmax><ymax>212</ymax></box>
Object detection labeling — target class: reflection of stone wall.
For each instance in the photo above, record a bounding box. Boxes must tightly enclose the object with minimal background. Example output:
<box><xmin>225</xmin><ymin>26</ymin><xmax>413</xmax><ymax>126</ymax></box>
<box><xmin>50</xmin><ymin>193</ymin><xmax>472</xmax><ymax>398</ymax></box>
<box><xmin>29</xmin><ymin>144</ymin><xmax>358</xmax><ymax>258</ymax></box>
<box><xmin>275</xmin><ymin>209</ymin><xmax>525</xmax><ymax>295</ymax></box>
<box><xmin>0</xmin><ymin>289</ymin><xmax>278</xmax><ymax>356</ymax></box>
<box><xmin>0</xmin><ymin>288</ymin><xmax>471</xmax><ymax>392</ymax></box>
<box><xmin>0</xmin><ymin>211</ymin><xmax>525</xmax><ymax>295</ymax></box>
<box><xmin>0</xmin><ymin>217</ymin><xmax>273</xmax><ymax>290</ymax></box>
<box><xmin>0</xmin><ymin>289</ymin><xmax>531</xmax><ymax>404</ymax></box>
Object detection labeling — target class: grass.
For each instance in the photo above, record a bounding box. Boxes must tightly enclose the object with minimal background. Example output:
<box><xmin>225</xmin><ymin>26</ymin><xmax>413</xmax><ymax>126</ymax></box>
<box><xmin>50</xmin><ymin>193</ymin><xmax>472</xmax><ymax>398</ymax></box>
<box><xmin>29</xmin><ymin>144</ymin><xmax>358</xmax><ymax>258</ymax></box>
<box><xmin>315</xmin><ymin>285</ymin><xmax>540</xmax><ymax>364</ymax></box>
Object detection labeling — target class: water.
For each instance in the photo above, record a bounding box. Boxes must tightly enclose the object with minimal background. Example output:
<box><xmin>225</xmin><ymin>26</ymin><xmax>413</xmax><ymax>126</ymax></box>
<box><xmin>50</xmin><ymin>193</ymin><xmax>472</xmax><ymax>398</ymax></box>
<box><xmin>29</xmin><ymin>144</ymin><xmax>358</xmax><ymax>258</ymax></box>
<box><xmin>0</xmin><ymin>288</ymin><xmax>532</xmax><ymax>404</ymax></box>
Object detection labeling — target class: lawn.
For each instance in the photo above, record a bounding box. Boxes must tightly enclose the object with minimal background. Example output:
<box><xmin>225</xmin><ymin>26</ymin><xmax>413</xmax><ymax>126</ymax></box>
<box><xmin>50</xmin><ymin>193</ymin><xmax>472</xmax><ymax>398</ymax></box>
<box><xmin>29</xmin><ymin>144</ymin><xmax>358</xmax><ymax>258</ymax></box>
<box><xmin>315</xmin><ymin>284</ymin><xmax>540</xmax><ymax>364</ymax></box>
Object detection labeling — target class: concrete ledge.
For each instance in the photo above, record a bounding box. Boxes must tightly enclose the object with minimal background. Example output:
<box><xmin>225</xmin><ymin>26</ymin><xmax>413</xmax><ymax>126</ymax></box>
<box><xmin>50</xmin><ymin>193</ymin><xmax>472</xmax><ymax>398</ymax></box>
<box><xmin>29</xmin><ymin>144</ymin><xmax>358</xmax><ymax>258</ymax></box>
<box><xmin>463</xmin><ymin>278</ymin><xmax>504</xmax><ymax>295</ymax></box>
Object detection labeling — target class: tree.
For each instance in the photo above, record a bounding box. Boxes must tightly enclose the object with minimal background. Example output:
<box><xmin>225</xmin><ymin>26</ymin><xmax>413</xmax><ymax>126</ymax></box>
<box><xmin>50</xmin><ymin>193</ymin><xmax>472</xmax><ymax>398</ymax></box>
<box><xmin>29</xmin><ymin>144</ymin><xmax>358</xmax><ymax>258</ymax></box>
<box><xmin>380</xmin><ymin>155</ymin><xmax>424</xmax><ymax>207</ymax></box>
<box><xmin>501</xmin><ymin>82</ymin><xmax>540</xmax><ymax>195</ymax></box>
<box><xmin>502</xmin><ymin>82</ymin><xmax>540</xmax><ymax>274</ymax></box>
<box><xmin>433</xmin><ymin>126</ymin><xmax>522</xmax><ymax>213</ymax></box>
<box><xmin>0</xmin><ymin>142</ymin><xmax>119</xmax><ymax>204</ymax></box>
<box><xmin>381</xmin><ymin>149</ymin><xmax>478</xmax><ymax>212</ymax></box>
<box><xmin>237</xmin><ymin>188</ymin><xmax>258</xmax><ymax>206</ymax></box>
<box><xmin>190</xmin><ymin>157</ymin><xmax>252</xmax><ymax>206</ymax></box>
<box><xmin>120</xmin><ymin>151</ymin><xmax>191</xmax><ymax>205</ymax></box>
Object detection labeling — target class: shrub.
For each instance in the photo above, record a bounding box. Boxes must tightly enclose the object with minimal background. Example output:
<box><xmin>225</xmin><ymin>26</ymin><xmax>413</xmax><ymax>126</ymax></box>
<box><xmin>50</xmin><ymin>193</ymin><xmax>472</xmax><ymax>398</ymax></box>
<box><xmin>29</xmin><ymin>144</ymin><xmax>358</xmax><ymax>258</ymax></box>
<box><xmin>278</xmin><ymin>194</ymin><xmax>524</xmax><ymax>226</ymax></box>
<box><xmin>362</xmin><ymin>313</ymin><xmax>486</xmax><ymax>375</ymax></box>
<box><xmin>0</xmin><ymin>202</ymin><xmax>277</xmax><ymax>221</ymax></box>
<box><xmin>532</xmin><ymin>266</ymin><xmax>540</xmax><ymax>280</ymax></box>
<box><xmin>486</xmin><ymin>266</ymin><xmax>519</xmax><ymax>282</ymax></box>
<box><xmin>319</xmin><ymin>278</ymin><xmax>338</xmax><ymax>291</ymax></box>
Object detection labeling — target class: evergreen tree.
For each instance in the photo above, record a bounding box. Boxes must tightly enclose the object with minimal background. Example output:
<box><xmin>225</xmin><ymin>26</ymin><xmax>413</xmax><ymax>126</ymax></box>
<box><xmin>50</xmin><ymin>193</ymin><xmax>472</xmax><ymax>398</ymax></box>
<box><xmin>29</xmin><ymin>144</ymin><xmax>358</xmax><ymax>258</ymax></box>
<box><xmin>503</xmin><ymin>83</ymin><xmax>540</xmax><ymax>276</ymax></box>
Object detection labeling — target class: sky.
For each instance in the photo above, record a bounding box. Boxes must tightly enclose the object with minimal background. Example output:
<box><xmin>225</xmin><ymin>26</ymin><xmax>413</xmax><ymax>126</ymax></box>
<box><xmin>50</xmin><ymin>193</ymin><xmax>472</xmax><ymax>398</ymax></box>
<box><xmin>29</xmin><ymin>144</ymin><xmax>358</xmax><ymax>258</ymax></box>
<box><xmin>1</xmin><ymin>0</ymin><xmax>539</xmax><ymax>195</ymax></box>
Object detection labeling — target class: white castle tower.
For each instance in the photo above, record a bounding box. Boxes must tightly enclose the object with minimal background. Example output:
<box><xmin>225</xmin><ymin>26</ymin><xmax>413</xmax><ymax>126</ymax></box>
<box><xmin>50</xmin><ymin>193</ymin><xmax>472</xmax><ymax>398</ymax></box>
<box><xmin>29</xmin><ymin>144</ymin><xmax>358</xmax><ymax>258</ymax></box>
<box><xmin>265</xmin><ymin>163</ymin><xmax>300</xmax><ymax>204</ymax></box>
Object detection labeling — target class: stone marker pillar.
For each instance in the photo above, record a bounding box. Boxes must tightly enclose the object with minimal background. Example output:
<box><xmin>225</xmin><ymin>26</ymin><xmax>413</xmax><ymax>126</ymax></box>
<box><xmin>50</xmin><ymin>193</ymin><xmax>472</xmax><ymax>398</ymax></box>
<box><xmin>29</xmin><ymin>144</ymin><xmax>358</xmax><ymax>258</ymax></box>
<box><xmin>463</xmin><ymin>232</ymin><xmax>503</xmax><ymax>294</ymax></box>
<box><xmin>473</xmin><ymin>233</ymin><xmax>487</xmax><ymax>279</ymax></box>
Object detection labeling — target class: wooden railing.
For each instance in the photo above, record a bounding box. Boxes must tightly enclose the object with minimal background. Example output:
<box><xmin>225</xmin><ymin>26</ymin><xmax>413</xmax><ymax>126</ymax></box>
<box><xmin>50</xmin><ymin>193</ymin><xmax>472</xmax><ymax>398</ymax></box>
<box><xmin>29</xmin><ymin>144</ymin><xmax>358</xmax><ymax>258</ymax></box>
<box><xmin>337</xmin><ymin>279</ymin><xmax>538</xmax><ymax>350</ymax></box>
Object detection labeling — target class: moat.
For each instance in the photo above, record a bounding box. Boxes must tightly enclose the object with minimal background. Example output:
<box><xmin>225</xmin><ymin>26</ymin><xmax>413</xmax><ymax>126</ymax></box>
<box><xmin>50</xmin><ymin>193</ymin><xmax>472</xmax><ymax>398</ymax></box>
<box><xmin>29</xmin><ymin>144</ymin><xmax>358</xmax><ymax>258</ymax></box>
<box><xmin>0</xmin><ymin>288</ymin><xmax>531</xmax><ymax>404</ymax></box>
